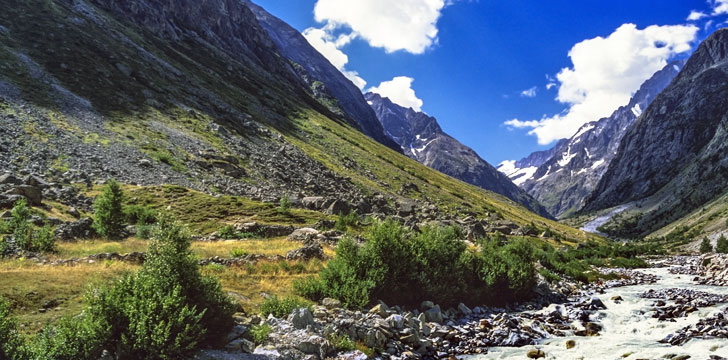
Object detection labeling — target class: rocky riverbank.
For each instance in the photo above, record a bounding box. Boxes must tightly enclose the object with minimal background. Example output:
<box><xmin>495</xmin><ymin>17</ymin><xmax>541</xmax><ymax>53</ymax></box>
<box><xmin>196</xmin><ymin>266</ymin><xmax>663</xmax><ymax>360</ymax></box>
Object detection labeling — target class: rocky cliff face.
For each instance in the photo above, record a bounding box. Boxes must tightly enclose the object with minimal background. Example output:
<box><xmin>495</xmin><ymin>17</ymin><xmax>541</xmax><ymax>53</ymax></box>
<box><xmin>508</xmin><ymin>62</ymin><xmax>683</xmax><ymax>218</ymax></box>
<box><xmin>366</xmin><ymin>93</ymin><xmax>552</xmax><ymax>218</ymax></box>
<box><xmin>497</xmin><ymin>139</ymin><xmax>568</xmax><ymax>186</ymax></box>
<box><xmin>245</xmin><ymin>1</ymin><xmax>401</xmax><ymax>152</ymax></box>
<box><xmin>582</xmin><ymin>29</ymin><xmax>728</xmax><ymax>236</ymax></box>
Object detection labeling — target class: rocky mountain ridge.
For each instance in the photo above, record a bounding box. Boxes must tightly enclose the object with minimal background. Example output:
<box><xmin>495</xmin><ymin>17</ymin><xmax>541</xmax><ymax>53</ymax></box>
<box><xmin>503</xmin><ymin>61</ymin><xmax>683</xmax><ymax>218</ymax></box>
<box><xmin>365</xmin><ymin>92</ymin><xmax>552</xmax><ymax>218</ymax></box>
<box><xmin>582</xmin><ymin>29</ymin><xmax>728</xmax><ymax>236</ymax></box>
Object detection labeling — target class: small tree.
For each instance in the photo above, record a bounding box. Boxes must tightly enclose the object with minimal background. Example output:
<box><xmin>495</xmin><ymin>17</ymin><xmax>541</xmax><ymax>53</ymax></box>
<box><xmin>278</xmin><ymin>195</ymin><xmax>291</xmax><ymax>214</ymax></box>
<box><xmin>700</xmin><ymin>237</ymin><xmax>713</xmax><ymax>254</ymax></box>
<box><xmin>10</xmin><ymin>198</ymin><xmax>31</xmax><ymax>250</ymax></box>
<box><xmin>717</xmin><ymin>234</ymin><xmax>728</xmax><ymax>254</ymax></box>
<box><xmin>93</xmin><ymin>179</ymin><xmax>125</xmax><ymax>239</ymax></box>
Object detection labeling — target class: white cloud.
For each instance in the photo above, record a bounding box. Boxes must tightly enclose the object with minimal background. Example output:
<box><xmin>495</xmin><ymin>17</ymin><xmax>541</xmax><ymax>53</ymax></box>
<box><xmin>368</xmin><ymin>76</ymin><xmax>424</xmax><ymax>111</ymax></box>
<box><xmin>520</xmin><ymin>87</ymin><xmax>538</xmax><ymax>98</ymax></box>
<box><xmin>505</xmin><ymin>23</ymin><xmax>698</xmax><ymax>145</ymax></box>
<box><xmin>302</xmin><ymin>26</ymin><xmax>367</xmax><ymax>89</ymax></box>
<box><xmin>714</xmin><ymin>0</ymin><xmax>728</xmax><ymax>15</ymax></box>
<box><xmin>687</xmin><ymin>10</ymin><xmax>708</xmax><ymax>21</ymax></box>
<box><xmin>546</xmin><ymin>83</ymin><xmax>557</xmax><ymax>90</ymax></box>
<box><xmin>313</xmin><ymin>0</ymin><xmax>449</xmax><ymax>54</ymax></box>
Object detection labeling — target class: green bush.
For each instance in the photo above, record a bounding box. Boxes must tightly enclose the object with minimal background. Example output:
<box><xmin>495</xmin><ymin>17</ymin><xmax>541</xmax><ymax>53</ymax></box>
<box><xmin>28</xmin><ymin>314</ymin><xmax>109</xmax><ymax>360</ymax></box>
<box><xmin>610</xmin><ymin>257</ymin><xmax>648</xmax><ymax>269</ymax></box>
<box><xmin>250</xmin><ymin>324</ymin><xmax>272</xmax><ymax>345</ymax></box>
<box><xmin>31</xmin><ymin>225</ymin><xmax>55</xmax><ymax>253</ymax></box>
<box><xmin>717</xmin><ymin>234</ymin><xmax>728</xmax><ymax>254</ymax></box>
<box><xmin>0</xmin><ymin>219</ymin><xmax>10</xmax><ymax>234</ymax></box>
<box><xmin>0</xmin><ymin>298</ymin><xmax>28</xmax><ymax>360</ymax></box>
<box><xmin>230</xmin><ymin>248</ymin><xmax>248</xmax><ymax>258</ymax></box>
<box><xmin>218</xmin><ymin>225</ymin><xmax>236</xmax><ymax>240</ymax></box>
<box><xmin>124</xmin><ymin>205</ymin><xmax>157</xmax><ymax>226</ymax></box>
<box><xmin>297</xmin><ymin>220</ymin><xmax>537</xmax><ymax>308</ymax></box>
<box><xmin>700</xmin><ymin>237</ymin><xmax>713</xmax><ymax>253</ymax></box>
<box><xmin>11</xmin><ymin>198</ymin><xmax>31</xmax><ymax>250</ymax></box>
<box><xmin>327</xmin><ymin>333</ymin><xmax>356</xmax><ymax>352</ymax></box>
<box><xmin>260</xmin><ymin>295</ymin><xmax>311</xmax><ymax>318</ymax></box>
<box><xmin>136</xmin><ymin>224</ymin><xmax>154</xmax><ymax>240</ymax></box>
<box><xmin>93</xmin><ymin>180</ymin><xmax>125</xmax><ymax>239</ymax></box>
<box><xmin>279</xmin><ymin>195</ymin><xmax>291</xmax><ymax>214</ymax></box>
<box><xmin>334</xmin><ymin>210</ymin><xmax>359</xmax><ymax>232</ymax></box>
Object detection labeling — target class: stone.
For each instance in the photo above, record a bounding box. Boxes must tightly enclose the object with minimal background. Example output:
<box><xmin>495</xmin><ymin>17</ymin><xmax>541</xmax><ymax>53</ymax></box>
<box><xmin>327</xmin><ymin>199</ymin><xmax>351</xmax><ymax>215</ymax></box>
<box><xmin>285</xmin><ymin>243</ymin><xmax>324</xmax><ymax>261</ymax></box>
<box><xmin>302</xmin><ymin>196</ymin><xmax>325</xmax><ymax>210</ymax></box>
<box><xmin>0</xmin><ymin>174</ymin><xmax>22</xmax><ymax>185</ymax></box>
<box><xmin>287</xmin><ymin>228</ymin><xmax>319</xmax><ymax>242</ymax></box>
<box><xmin>224</xmin><ymin>338</ymin><xmax>255</xmax><ymax>353</ymax></box>
<box><xmin>386</xmin><ymin>314</ymin><xmax>404</xmax><ymax>329</ymax></box>
<box><xmin>139</xmin><ymin>159</ymin><xmax>153</xmax><ymax>167</ymax></box>
<box><xmin>458</xmin><ymin>303</ymin><xmax>472</xmax><ymax>316</ymax></box>
<box><xmin>527</xmin><ymin>349</ymin><xmax>545</xmax><ymax>359</ymax></box>
<box><xmin>566</xmin><ymin>339</ymin><xmax>576</xmax><ymax>349</ymax></box>
<box><xmin>421</xmin><ymin>301</ymin><xmax>435</xmax><ymax>310</ymax></box>
<box><xmin>369</xmin><ymin>304</ymin><xmax>389</xmax><ymax>318</ymax></box>
<box><xmin>6</xmin><ymin>185</ymin><xmax>42</xmax><ymax>205</ymax></box>
<box><xmin>287</xmin><ymin>308</ymin><xmax>315</xmax><ymax>329</ymax></box>
<box><xmin>321</xmin><ymin>298</ymin><xmax>341</xmax><ymax>309</ymax></box>
<box><xmin>424</xmin><ymin>306</ymin><xmax>443</xmax><ymax>323</ymax></box>
<box><xmin>611</xmin><ymin>295</ymin><xmax>623</xmax><ymax>303</ymax></box>
<box><xmin>588</xmin><ymin>297</ymin><xmax>607</xmax><ymax>310</ymax></box>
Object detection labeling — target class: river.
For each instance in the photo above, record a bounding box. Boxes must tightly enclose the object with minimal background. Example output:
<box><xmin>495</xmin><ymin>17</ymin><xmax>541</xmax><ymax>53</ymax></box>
<box><xmin>469</xmin><ymin>264</ymin><xmax>728</xmax><ymax>359</ymax></box>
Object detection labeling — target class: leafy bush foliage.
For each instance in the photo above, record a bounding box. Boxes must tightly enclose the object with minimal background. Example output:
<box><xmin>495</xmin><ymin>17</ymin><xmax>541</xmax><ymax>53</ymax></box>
<box><xmin>260</xmin><ymin>295</ymin><xmax>311</xmax><ymax>318</ymax></box>
<box><xmin>0</xmin><ymin>298</ymin><xmax>28</xmax><ymax>360</ymax></box>
<box><xmin>2</xmin><ymin>199</ymin><xmax>55</xmax><ymax>253</ymax></box>
<box><xmin>230</xmin><ymin>248</ymin><xmax>248</xmax><ymax>258</ymax></box>
<box><xmin>327</xmin><ymin>333</ymin><xmax>356</xmax><ymax>352</ymax></box>
<box><xmin>295</xmin><ymin>220</ymin><xmax>537</xmax><ymax>308</ymax></box>
<box><xmin>124</xmin><ymin>205</ymin><xmax>157</xmax><ymax>226</ymax></box>
<box><xmin>93</xmin><ymin>180</ymin><xmax>125</xmax><ymax>239</ymax></box>
<box><xmin>700</xmin><ymin>237</ymin><xmax>714</xmax><ymax>253</ymax></box>
<box><xmin>334</xmin><ymin>210</ymin><xmax>359</xmax><ymax>232</ymax></box>
<box><xmin>31</xmin><ymin>225</ymin><xmax>55</xmax><ymax>253</ymax></box>
<box><xmin>218</xmin><ymin>225</ymin><xmax>259</xmax><ymax>240</ymax></box>
<box><xmin>717</xmin><ymin>234</ymin><xmax>728</xmax><ymax>254</ymax></box>
<box><xmin>278</xmin><ymin>195</ymin><xmax>291</xmax><ymax>214</ymax></box>
<box><xmin>28</xmin><ymin>313</ymin><xmax>109</xmax><ymax>360</ymax></box>
<box><xmin>250</xmin><ymin>324</ymin><xmax>272</xmax><ymax>345</ymax></box>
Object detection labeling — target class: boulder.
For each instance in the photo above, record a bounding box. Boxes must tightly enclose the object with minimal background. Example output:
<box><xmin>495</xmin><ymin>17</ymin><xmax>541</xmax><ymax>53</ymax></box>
<box><xmin>55</xmin><ymin>218</ymin><xmax>96</xmax><ymax>241</ymax></box>
<box><xmin>458</xmin><ymin>303</ymin><xmax>472</xmax><ymax>316</ymax></box>
<box><xmin>287</xmin><ymin>308</ymin><xmax>315</xmax><ymax>329</ymax></box>
<box><xmin>285</xmin><ymin>243</ymin><xmax>324</xmax><ymax>261</ymax></box>
<box><xmin>302</xmin><ymin>196</ymin><xmax>325</xmax><ymax>210</ymax></box>
<box><xmin>327</xmin><ymin>200</ymin><xmax>351</xmax><ymax>215</ymax></box>
<box><xmin>424</xmin><ymin>306</ymin><xmax>443</xmax><ymax>323</ymax></box>
<box><xmin>287</xmin><ymin>228</ymin><xmax>319</xmax><ymax>242</ymax></box>
<box><xmin>527</xmin><ymin>349</ymin><xmax>545</xmax><ymax>359</ymax></box>
<box><xmin>5</xmin><ymin>185</ymin><xmax>42</xmax><ymax>205</ymax></box>
<box><xmin>321</xmin><ymin>298</ymin><xmax>341</xmax><ymax>309</ymax></box>
<box><xmin>566</xmin><ymin>340</ymin><xmax>576</xmax><ymax>349</ymax></box>
<box><xmin>0</xmin><ymin>174</ymin><xmax>22</xmax><ymax>185</ymax></box>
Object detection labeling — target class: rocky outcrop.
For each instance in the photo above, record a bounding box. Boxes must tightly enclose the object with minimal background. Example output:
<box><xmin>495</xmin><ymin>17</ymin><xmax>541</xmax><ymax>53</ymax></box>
<box><xmin>582</xmin><ymin>29</ymin><xmax>728</xmax><ymax>235</ymax></box>
<box><xmin>366</xmin><ymin>93</ymin><xmax>552</xmax><ymax>218</ymax></box>
<box><xmin>246</xmin><ymin>1</ymin><xmax>401</xmax><ymax>152</ymax></box>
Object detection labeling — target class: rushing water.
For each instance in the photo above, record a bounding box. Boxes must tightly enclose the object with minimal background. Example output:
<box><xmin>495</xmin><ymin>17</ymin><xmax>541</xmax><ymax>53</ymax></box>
<box><xmin>469</xmin><ymin>266</ymin><xmax>728</xmax><ymax>359</ymax></box>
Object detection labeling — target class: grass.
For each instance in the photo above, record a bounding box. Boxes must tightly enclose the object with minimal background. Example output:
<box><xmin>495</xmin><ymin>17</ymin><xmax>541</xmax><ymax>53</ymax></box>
<box><xmin>54</xmin><ymin>236</ymin><xmax>322</xmax><ymax>259</ymax></box>
<box><xmin>0</xmin><ymin>259</ymin><xmax>138</xmax><ymax>334</ymax></box>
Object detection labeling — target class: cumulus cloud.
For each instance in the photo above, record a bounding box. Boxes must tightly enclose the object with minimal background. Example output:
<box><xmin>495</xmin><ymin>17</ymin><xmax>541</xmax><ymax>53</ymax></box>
<box><xmin>714</xmin><ymin>0</ymin><xmax>728</xmax><ymax>15</ymax></box>
<box><xmin>369</xmin><ymin>76</ymin><xmax>424</xmax><ymax>111</ymax></box>
<box><xmin>687</xmin><ymin>10</ymin><xmax>708</xmax><ymax>21</ymax></box>
<box><xmin>546</xmin><ymin>83</ymin><xmax>557</xmax><ymax>90</ymax></box>
<box><xmin>505</xmin><ymin>23</ymin><xmax>698</xmax><ymax>145</ymax></box>
<box><xmin>520</xmin><ymin>87</ymin><xmax>537</xmax><ymax>98</ymax></box>
<box><xmin>302</xmin><ymin>26</ymin><xmax>367</xmax><ymax>89</ymax></box>
<box><xmin>313</xmin><ymin>0</ymin><xmax>449</xmax><ymax>54</ymax></box>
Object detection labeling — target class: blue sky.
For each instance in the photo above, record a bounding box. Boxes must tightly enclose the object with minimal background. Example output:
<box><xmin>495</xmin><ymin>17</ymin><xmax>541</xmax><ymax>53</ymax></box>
<box><xmin>254</xmin><ymin>0</ymin><xmax>726</xmax><ymax>165</ymax></box>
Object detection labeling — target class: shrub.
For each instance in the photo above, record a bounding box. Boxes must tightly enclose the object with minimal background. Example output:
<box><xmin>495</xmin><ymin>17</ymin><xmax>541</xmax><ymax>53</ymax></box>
<box><xmin>0</xmin><ymin>219</ymin><xmax>10</xmax><ymax>234</ymax></box>
<box><xmin>230</xmin><ymin>248</ymin><xmax>248</xmax><ymax>258</ymax></box>
<box><xmin>610</xmin><ymin>257</ymin><xmax>648</xmax><ymax>269</ymax></box>
<box><xmin>218</xmin><ymin>225</ymin><xmax>236</xmax><ymax>240</ymax></box>
<box><xmin>718</xmin><ymin>234</ymin><xmax>728</xmax><ymax>254</ymax></box>
<box><xmin>297</xmin><ymin>220</ymin><xmax>536</xmax><ymax>308</ymax></box>
<box><xmin>700</xmin><ymin>237</ymin><xmax>713</xmax><ymax>254</ymax></box>
<box><xmin>124</xmin><ymin>205</ymin><xmax>157</xmax><ymax>226</ymax></box>
<box><xmin>539</xmin><ymin>268</ymin><xmax>561</xmax><ymax>283</ymax></box>
<box><xmin>0</xmin><ymin>298</ymin><xmax>28</xmax><ymax>360</ymax></box>
<box><xmin>31</xmin><ymin>225</ymin><xmax>55</xmax><ymax>253</ymax></box>
<box><xmin>93</xmin><ymin>180</ymin><xmax>125</xmax><ymax>239</ymax></box>
<box><xmin>11</xmin><ymin>198</ymin><xmax>31</xmax><ymax>250</ymax></box>
<box><xmin>279</xmin><ymin>195</ymin><xmax>291</xmax><ymax>214</ymax></box>
<box><xmin>334</xmin><ymin>210</ymin><xmax>359</xmax><ymax>232</ymax></box>
<box><xmin>136</xmin><ymin>224</ymin><xmax>153</xmax><ymax>240</ymax></box>
<box><xmin>250</xmin><ymin>324</ymin><xmax>272</xmax><ymax>345</ymax></box>
<box><xmin>28</xmin><ymin>313</ymin><xmax>109</xmax><ymax>360</ymax></box>
<box><xmin>327</xmin><ymin>333</ymin><xmax>356</xmax><ymax>352</ymax></box>
<box><xmin>260</xmin><ymin>295</ymin><xmax>311</xmax><ymax>318</ymax></box>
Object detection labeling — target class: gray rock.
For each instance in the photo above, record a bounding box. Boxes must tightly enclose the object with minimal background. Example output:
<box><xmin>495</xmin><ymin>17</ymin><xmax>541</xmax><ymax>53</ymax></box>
<box><xmin>326</xmin><ymin>199</ymin><xmax>351</xmax><ymax>215</ymax></box>
<box><xmin>287</xmin><ymin>308</ymin><xmax>315</xmax><ymax>329</ymax></box>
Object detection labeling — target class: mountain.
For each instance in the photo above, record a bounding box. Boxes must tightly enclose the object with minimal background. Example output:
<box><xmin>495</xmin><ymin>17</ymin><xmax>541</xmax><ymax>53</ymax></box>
<box><xmin>365</xmin><ymin>92</ymin><xmax>552</xmax><ymax>218</ymax></box>
<box><xmin>582</xmin><ymin>28</ymin><xmax>728</xmax><ymax>237</ymax></box>
<box><xmin>504</xmin><ymin>61</ymin><xmax>683</xmax><ymax>218</ymax></box>
<box><xmin>0</xmin><ymin>0</ymin><xmax>589</xmax><ymax>240</ymax></box>
<box><xmin>245</xmin><ymin>0</ymin><xmax>401</xmax><ymax>152</ymax></box>
<box><xmin>497</xmin><ymin>139</ymin><xmax>568</xmax><ymax>186</ymax></box>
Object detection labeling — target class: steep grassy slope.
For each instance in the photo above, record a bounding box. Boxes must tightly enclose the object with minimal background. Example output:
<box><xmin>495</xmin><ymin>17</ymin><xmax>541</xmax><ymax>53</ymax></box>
<box><xmin>0</xmin><ymin>0</ymin><xmax>593</xmax><ymax>242</ymax></box>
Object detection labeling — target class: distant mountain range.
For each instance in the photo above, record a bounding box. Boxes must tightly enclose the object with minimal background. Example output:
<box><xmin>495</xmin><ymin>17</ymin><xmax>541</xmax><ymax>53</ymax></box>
<box><xmin>499</xmin><ymin>61</ymin><xmax>684</xmax><ymax>218</ymax></box>
<box><xmin>366</xmin><ymin>92</ymin><xmax>552</xmax><ymax>218</ymax></box>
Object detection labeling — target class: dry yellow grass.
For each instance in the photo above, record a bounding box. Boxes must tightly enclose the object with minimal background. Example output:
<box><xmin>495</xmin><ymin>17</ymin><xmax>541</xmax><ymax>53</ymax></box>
<box><xmin>0</xmin><ymin>259</ymin><xmax>138</xmax><ymax>333</ymax></box>
<box><xmin>54</xmin><ymin>236</ymin><xmax>312</xmax><ymax>258</ymax></box>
